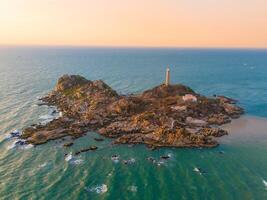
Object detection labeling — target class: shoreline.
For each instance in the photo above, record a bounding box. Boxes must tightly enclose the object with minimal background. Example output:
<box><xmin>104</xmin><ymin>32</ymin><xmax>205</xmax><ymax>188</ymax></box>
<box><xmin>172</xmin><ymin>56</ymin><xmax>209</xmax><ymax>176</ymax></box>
<box><xmin>219</xmin><ymin>115</ymin><xmax>267</xmax><ymax>144</ymax></box>
<box><xmin>18</xmin><ymin>74</ymin><xmax>244</xmax><ymax>148</ymax></box>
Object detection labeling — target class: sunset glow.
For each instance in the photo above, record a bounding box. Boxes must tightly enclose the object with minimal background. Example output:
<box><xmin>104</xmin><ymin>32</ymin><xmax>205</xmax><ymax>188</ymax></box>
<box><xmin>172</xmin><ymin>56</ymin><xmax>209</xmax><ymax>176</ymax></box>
<box><xmin>0</xmin><ymin>0</ymin><xmax>267</xmax><ymax>48</ymax></box>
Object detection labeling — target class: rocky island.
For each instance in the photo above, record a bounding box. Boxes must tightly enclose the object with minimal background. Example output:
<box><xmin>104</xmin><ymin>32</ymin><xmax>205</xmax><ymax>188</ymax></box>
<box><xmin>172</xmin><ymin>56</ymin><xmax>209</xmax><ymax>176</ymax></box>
<box><xmin>21</xmin><ymin>74</ymin><xmax>244</xmax><ymax>148</ymax></box>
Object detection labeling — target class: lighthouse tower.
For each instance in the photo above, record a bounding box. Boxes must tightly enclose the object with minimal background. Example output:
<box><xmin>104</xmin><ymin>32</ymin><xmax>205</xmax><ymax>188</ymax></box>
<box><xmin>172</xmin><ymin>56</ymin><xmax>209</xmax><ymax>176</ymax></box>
<box><xmin>165</xmin><ymin>67</ymin><xmax>170</xmax><ymax>86</ymax></box>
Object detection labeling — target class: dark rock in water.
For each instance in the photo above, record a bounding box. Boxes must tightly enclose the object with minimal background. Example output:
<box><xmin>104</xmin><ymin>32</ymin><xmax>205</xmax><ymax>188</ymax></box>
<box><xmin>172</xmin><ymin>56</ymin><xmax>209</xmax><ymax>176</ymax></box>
<box><xmin>15</xmin><ymin>140</ymin><xmax>26</xmax><ymax>146</ymax></box>
<box><xmin>80</xmin><ymin>148</ymin><xmax>89</xmax><ymax>153</ymax></box>
<box><xmin>63</xmin><ymin>142</ymin><xmax>74</xmax><ymax>147</ymax></box>
<box><xmin>51</xmin><ymin>110</ymin><xmax>57</xmax><ymax>115</ymax></box>
<box><xmin>147</xmin><ymin>145</ymin><xmax>157</xmax><ymax>151</ymax></box>
<box><xmin>111</xmin><ymin>154</ymin><xmax>119</xmax><ymax>158</ymax></box>
<box><xmin>10</xmin><ymin>130</ymin><xmax>21</xmax><ymax>138</ymax></box>
<box><xmin>111</xmin><ymin>155</ymin><xmax>120</xmax><ymax>162</ymax></box>
<box><xmin>193</xmin><ymin>167</ymin><xmax>207</xmax><ymax>175</ymax></box>
<box><xmin>89</xmin><ymin>145</ymin><xmax>98</xmax><ymax>150</ymax></box>
<box><xmin>147</xmin><ymin>157</ymin><xmax>156</xmax><ymax>163</ymax></box>
<box><xmin>160</xmin><ymin>155</ymin><xmax>171</xmax><ymax>160</ymax></box>
<box><xmin>94</xmin><ymin>138</ymin><xmax>104</xmax><ymax>142</ymax></box>
<box><xmin>22</xmin><ymin>74</ymin><xmax>244</xmax><ymax>148</ymax></box>
<box><xmin>37</xmin><ymin>102</ymin><xmax>48</xmax><ymax>106</ymax></box>
<box><xmin>123</xmin><ymin>158</ymin><xmax>135</xmax><ymax>165</ymax></box>
<box><xmin>74</xmin><ymin>151</ymin><xmax>81</xmax><ymax>156</ymax></box>
<box><xmin>217</xmin><ymin>95</ymin><xmax>238</xmax><ymax>104</ymax></box>
<box><xmin>80</xmin><ymin>146</ymin><xmax>98</xmax><ymax>152</ymax></box>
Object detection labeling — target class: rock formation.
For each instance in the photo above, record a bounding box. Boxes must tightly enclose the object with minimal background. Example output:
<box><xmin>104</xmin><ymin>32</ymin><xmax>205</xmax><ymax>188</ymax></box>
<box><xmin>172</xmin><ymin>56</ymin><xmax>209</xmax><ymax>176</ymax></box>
<box><xmin>21</xmin><ymin>74</ymin><xmax>244</xmax><ymax>148</ymax></box>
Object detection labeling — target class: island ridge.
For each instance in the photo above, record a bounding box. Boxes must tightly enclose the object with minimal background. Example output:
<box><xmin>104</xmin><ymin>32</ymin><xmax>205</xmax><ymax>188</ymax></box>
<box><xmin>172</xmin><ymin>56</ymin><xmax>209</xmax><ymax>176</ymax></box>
<box><xmin>21</xmin><ymin>74</ymin><xmax>244</xmax><ymax>148</ymax></box>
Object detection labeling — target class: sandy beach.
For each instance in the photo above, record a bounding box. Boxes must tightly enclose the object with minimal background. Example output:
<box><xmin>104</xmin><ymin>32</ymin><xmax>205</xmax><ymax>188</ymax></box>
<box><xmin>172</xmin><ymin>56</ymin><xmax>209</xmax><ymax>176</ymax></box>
<box><xmin>220</xmin><ymin>116</ymin><xmax>267</xmax><ymax>144</ymax></box>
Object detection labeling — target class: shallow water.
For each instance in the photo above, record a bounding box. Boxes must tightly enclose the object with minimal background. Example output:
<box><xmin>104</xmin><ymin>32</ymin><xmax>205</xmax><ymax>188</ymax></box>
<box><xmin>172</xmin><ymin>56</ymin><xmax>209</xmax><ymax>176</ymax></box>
<box><xmin>0</xmin><ymin>47</ymin><xmax>267</xmax><ymax>199</ymax></box>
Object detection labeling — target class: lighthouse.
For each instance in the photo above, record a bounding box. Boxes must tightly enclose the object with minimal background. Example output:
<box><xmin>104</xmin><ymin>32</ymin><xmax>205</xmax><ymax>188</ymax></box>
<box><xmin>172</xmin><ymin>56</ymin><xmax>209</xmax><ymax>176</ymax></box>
<box><xmin>165</xmin><ymin>67</ymin><xmax>170</xmax><ymax>86</ymax></box>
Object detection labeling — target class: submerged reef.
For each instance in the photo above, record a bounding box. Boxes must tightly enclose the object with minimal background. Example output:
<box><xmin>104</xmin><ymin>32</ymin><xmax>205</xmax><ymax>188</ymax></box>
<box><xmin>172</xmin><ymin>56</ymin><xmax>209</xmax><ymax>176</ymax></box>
<box><xmin>21</xmin><ymin>74</ymin><xmax>244</xmax><ymax>148</ymax></box>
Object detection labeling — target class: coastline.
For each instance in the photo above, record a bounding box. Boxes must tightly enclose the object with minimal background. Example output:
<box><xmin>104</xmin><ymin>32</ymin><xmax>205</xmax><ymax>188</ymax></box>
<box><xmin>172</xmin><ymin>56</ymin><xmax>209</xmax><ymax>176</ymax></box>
<box><xmin>1</xmin><ymin>47</ymin><xmax>267</xmax><ymax>199</ymax></box>
<box><xmin>18</xmin><ymin>74</ymin><xmax>244</xmax><ymax>148</ymax></box>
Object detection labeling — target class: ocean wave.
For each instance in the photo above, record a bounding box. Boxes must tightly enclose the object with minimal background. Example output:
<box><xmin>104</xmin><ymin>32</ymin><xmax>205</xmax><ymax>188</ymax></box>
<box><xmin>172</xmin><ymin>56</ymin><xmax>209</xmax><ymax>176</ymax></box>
<box><xmin>3</xmin><ymin>129</ymin><xmax>21</xmax><ymax>139</ymax></box>
<box><xmin>64</xmin><ymin>152</ymin><xmax>84</xmax><ymax>165</ymax></box>
<box><xmin>6</xmin><ymin>139</ymin><xmax>34</xmax><ymax>150</ymax></box>
<box><xmin>193</xmin><ymin>167</ymin><xmax>207</xmax><ymax>175</ymax></box>
<box><xmin>20</xmin><ymin>143</ymin><xmax>34</xmax><ymax>150</ymax></box>
<box><xmin>156</xmin><ymin>160</ymin><xmax>165</xmax><ymax>166</ymax></box>
<box><xmin>263</xmin><ymin>179</ymin><xmax>267</xmax><ymax>188</ymax></box>
<box><xmin>1</xmin><ymin>130</ymin><xmax>22</xmax><ymax>144</ymax></box>
<box><xmin>70</xmin><ymin>159</ymin><xmax>84</xmax><ymax>165</ymax></box>
<box><xmin>111</xmin><ymin>155</ymin><xmax>120</xmax><ymax>163</ymax></box>
<box><xmin>38</xmin><ymin>162</ymin><xmax>48</xmax><ymax>169</ymax></box>
<box><xmin>39</xmin><ymin>114</ymin><xmax>55</xmax><ymax>120</ymax></box>
<box><xmin>6</xmin><ymin>141</ymin><xmax>17</xmax><ymax>150</ymax></box>
<box><xmin>127</xmin><ymin>185</ymin><xmax>137</xmax><ymax>192</ymax></box>
<box><xmin>39</xmin><ymin>107</ymin><xmax>61</xmax><ymax>125</ymax></box>
<box><xmin>123</xmin><ymin>158</ymin><xmax>136</xmax><ymax>165</ymax></box>
<box><xmin>65</xmin><ymin>152</ymin><xmax>73</xmax><ymax>162</ymax></box>
<box><xmin>85</xmin><ymin>184</ymin><xmax>108</xmax><ymax>194</ymax></box>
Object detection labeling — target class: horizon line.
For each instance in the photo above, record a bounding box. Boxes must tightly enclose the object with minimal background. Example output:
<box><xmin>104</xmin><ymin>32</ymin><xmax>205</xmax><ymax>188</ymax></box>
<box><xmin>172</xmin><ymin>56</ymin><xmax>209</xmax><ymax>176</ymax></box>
<box><xmin>0</xmin><ymin>44</ymin><xmax>267</xmax><ymax>50</ymax></box>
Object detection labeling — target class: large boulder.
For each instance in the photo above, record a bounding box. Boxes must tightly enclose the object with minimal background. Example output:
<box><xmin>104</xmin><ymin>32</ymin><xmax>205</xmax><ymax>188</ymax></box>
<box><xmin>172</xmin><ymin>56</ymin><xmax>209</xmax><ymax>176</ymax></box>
<box><xmin>55</xmin><ymin>74</ymin><xmax>90</xmax><ymax>92</ymax></box>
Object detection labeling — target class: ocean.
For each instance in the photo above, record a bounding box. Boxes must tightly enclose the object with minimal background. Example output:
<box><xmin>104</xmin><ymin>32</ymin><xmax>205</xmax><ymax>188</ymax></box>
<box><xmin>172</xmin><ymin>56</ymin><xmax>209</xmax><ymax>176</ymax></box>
<box><xmin>0</xmin><ymin>46</ymin><xmax>267</xmax><ymax>199</ymax></box>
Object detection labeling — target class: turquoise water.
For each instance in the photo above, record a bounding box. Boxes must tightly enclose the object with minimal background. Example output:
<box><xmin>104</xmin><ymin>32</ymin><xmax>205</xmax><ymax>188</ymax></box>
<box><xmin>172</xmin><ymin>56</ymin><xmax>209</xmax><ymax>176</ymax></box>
<box><xmin>0</xmin><ymin>47</ymin><xmax>267</xmax><ymax>199</ymax></box>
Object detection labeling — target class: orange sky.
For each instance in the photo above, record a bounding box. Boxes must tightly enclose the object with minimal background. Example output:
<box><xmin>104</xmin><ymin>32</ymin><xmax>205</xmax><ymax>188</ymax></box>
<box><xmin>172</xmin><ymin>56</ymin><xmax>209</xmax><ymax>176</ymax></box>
<box><xmin>0</xmin><ymin>0</ymin><xmax>267</xmax><ymax>48</ymax></box>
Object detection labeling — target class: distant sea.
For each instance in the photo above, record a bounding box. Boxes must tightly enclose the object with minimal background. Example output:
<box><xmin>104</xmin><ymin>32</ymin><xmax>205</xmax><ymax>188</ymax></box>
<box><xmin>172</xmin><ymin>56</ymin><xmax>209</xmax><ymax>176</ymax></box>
<box><xmin>0</xmin><ymin>46</ymin><xmax>267</xmax><ymax>199</ymax></box>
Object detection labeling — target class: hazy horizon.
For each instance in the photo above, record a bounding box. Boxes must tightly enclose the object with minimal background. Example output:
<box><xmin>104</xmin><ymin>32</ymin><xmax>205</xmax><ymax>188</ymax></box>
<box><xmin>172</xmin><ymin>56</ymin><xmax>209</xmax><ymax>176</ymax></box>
<box><xmin>1</xmin><ymin>0</ymin><xmax>267</xmax><ymax>48</ymax></box>
<box><xmin>1</xmin><ymin>44</ymin><xmax>267</xmax><ymax>50</ymax></box>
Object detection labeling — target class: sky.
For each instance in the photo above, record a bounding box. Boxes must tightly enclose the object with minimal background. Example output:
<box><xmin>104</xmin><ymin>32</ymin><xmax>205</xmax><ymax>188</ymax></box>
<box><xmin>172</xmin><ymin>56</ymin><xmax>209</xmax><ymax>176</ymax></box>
<box><xmin>0</xmin><ymin>0</ymin><xmax>267</xmax><ymax>48</ymax></box>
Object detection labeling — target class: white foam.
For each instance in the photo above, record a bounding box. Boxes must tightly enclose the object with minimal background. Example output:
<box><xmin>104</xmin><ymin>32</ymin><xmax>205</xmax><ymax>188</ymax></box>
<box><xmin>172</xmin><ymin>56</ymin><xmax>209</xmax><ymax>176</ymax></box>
<box><xmin>39</xmin><ymin>114</ymin><xmax>55</xmax><ymax>125</ymax></box>
<box><xmin>70</xmin><ymin>159</ymin><xmax>84</xmax><ymax>165</ymax></box>
<box><xmin>20</xmin><ymin>144</ymin><xmax>34</xmax><ymax>150</ymax></box>
<box><xmin>12</xmin><ymin>129</ymin><xmax>20</xmax><ymax>134</ymax></box>
<box><xmin>111</xmin><ymin>155</ymin><xmax>120</xmax><ymax>163</ymax></box>
<box><xmin>7</xmin><ymin>139</ymin><xmax>34</xmax><ymax>150</ymax></box>
<box><xmin>85</xmin><ymin>184</ymin><xmax>108</xmax><ymax>194</ymax></box>
<box><xmin>38</xmin><ymin>162</ymin><xmax>47</xmax><ymax>169</ymax></box>
<box><xmin>39</xmin><ymin>114</ymin><xmax>54</xmax><ymax>120</ymax></box>
<box><xmin>263</xmin><ymin>179</ymin><xmax>267</xmax><ymax>188</ymax></box>
<box><xmin>39</xmin><ymin>107</ymin><xmax>61</xmax><ymax>125</ymax></box>
<box><xmin>65</xmin><ymin>153</ymin><xmax>73</xmax><ymax>162</ymax></box>
<box><xmin>127</xmin><ymin>185</ymin><xmax>137</xmax><ymax>192</ymax></box>
<box><xmin>6</xmin><ymin>141</ymin><xmax>17</xmax><ymax>150</ymax></box>
<box><xmin>167</xmin><ymin>153</ymin><xmax>173</xmax><ymax>158</ymax></box>
<box><xmin>124</xmin><ymin>158</ymin><xmax>135</xmax><ymax>164</ymax></box>
<box><xmin>3</xmin><ymin>134</ymin><xmax>12</xmax><ymax>140</ymax></box>
<box><xmin>39</xmin><ymin>119</ymin><xmax>53</xmax><ymax>125</ymax></box>
<box><xmin>8</xmin><ymin>130</ymin><xmax>22</xmax><ymax>138</ymax></box>
<box><xmin>157</xmin><ymin>160</ymin><xmax>165</xmax><ymax>166</ymax></box>
<box><xmin>193</xmin><ymin>167</ymin><xmax>202</xmax><ymax>175</ymax></box>
<box><xmin>65</xmin><ymin>153</ymin><xmax>84</xmax><ymax>165</ymax></box>
<box><xmin>193</xmin><ymin>167</ymin><xmax>200</xmax><ymax>172</ymax></box>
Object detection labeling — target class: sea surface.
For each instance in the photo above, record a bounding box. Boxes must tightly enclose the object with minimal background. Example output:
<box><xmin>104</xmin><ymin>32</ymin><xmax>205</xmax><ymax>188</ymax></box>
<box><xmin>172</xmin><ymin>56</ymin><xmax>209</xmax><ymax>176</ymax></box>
<box><xmin>0</xmin><ymin>46</ymin><xmax>267</xmax><ymax>199</ymax></box>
